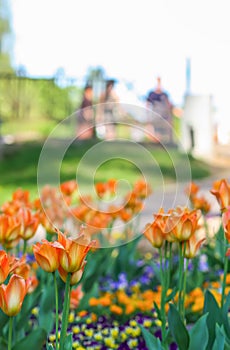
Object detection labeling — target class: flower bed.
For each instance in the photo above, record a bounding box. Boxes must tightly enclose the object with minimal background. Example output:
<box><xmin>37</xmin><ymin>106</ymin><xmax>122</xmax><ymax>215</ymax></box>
<box><xmin>0</xmin><ymin>178</ymin><xmax>230</xmax><ymax>349</ymax></box>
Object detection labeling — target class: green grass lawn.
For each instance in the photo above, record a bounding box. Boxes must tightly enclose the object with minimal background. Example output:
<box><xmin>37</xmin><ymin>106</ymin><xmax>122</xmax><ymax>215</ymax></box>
<box><xmin>0</xmin><ymin>138</ymin><xmax>211</xmax><ymax>204</ymax></box>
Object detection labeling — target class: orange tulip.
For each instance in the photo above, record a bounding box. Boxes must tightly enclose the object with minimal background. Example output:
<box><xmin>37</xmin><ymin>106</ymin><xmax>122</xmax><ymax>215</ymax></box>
<box><xmin>165</xmin><ymin>207</ymin><xmax>201</xmax><ymax>242</ymax></box>
<box><xmin>0</xmin><ymin>274</ymin><xmax>29</xmax><ymax>316</ymax></box>
<box><xmin>0</xmin><ymin>214</ymin><xmax>21</xmax><ymax>249</ymax></box>
<box><xmin>12</xmin><ymin>188</ymin><xmax>30</xmax><ymax>204</ymax></box>
<box><xmin>185</xmin><ymin>182</ymin><xmax>200</xmax><ymax>198</ymax></box>
<box><xmin>95</xmin><ymin>182</ymin><xmax>107</xmax><ymax>198</ymax></box>
<box><xmin>58</xmin><ymin>265</ymin><xmax>85</xmax><ymax>286</ymax></box>
<box><xmin>223</xmin><ymin>208</ymin><xmax>230</xmax><ymax>243</ymax></box>
<box><xmin>60</xmin><ymin>180</ymin><xmax>78</xmax><ymax>196</ymax></box>
<box><xmin>70</xmin><ymin>285</ymin><xmax>84</xmax><ymax>309</ymax></box>
<box><xmin>191</xmin><ymin>196</ymin><xmax>211</xmax><ymax>215</ymax></box>
<box><xmin>144</xmin><ymin>220</ymin><xmax>165</xmax><ymax>249</ymax></box>
<box><xmin>119</xmin><ymin>208</ymin><xmax>132</xmax><ymax>222</ymax></box>
<box><xmin>107</xmin><ymin>179</ymin><xmax>117</xmax><ymax>195</ymax></box>
<box><xmin>1</xmin><ymin>189</ymin><xmax>31</xmax><ymax>215</ymax></box>
<box><xmin>0</xmin><ymin>251</ymin><xmax>11</xmax><ymax>284</ymax></box>
<box><xmin>27</xmin><ymin>275</ymin><xmax>39</xmax><ymax>294</ymax></box>
<box><xmin>18</xmin><ymin>208</ymin><xmax>40</xmax><ymax>241</ymax></box>
<box><xmin>133</xmin><ymin>179</ymin><xmax>152</xmax><ymax>199</ymax></box>
<box><xmin>210</xmin><ymin>179</ymin><xmax>230</xmax><ymax>212</ymax></box>
<box><xmin>36</xmin><ymin>185</ymin><xmax>69</xmax><ymax>233</ymax></box>
<box><xmin>13</xmin><ymin>255</ymin><xmax>31</xmax><ymax>280</ymax></box>
<box><xmin>33</xmin><ymin>239</ymin><xmax>63</xmax><ymax>273</ymax></box>
<box><xmin>183</xmin><ymin>233</ymin><xmax>206</xmax><ymax>259</ymax></box>
<box><xmin>57</xmin><ymin>230</ymin><xmax>95</xmax><ymax>273</ymax></box>
<box><xmin>0</xmin><ymin>251</ymin><xmax>20</xmax><ymax>284</ymax></box>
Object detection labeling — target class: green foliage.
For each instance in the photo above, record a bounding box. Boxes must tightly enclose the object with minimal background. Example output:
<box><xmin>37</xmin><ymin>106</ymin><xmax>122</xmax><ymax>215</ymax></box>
<box><xmin>12</xmin><ymin>328</ymin><xmax>47</xmax><ymax>350</ymax></box>
<box><xmin>46</xmin><ymin>343</ymin><xmax>54</xmax><ymax>350</ymax></box>
<box><xmin>140</xmin><ymin>325</ymin><xmax>163</xmax><ymax>350</ymax></box>
<box><xmin>0</xmin><ymin>309</ymin><xmax>8</xmax><ymax>334</ymax></box>
<box><xmin>203</xmin><ymin>290</ymin><xmax>230</xmax><ymax>349</ymax></box>
<box><xmin>38</xmin><ymin>280</ymin><xmax>55</xmax><ymax>333</ymax></box>
<box><xmin>0</xmin><ymin>0</ymin><xmax>13</xmax><ymax>73</ymax></box>
<box><xmin>188</xmin><ymin>313</ymin><xmax>209</xmax><ymax>350</ymax></box>
<box><xmin>82</xmin><ymin>248</ymin><xmax>113</xmax><ymax>293</ymax></box>
<box><xmin>63</xmin><ymin>333</ymin><xmax>73</xmax><ymax>350</ymax></box>
<box><xmin>0</xmin><ymin>76</ymin><xmax>81</xmax><ymax>122</ymax></box>
<box><xmin>212</xmin><ymin>325</ymin><xmax>226</xmax><ymax>350</ymax></box>
<box><xmin>0</xmin><ymin>139</ymin><xmax>213</xmax><ymax>204</ymax></box>
<box><xmin>168</xmin><ymin>305</ymin><xmax>210</xmax><ymax>350</ymax></box>
<box><xmin>168</xmin><ymin>303</ymin><xmax>189</xmax><ymax>350</ymax></box>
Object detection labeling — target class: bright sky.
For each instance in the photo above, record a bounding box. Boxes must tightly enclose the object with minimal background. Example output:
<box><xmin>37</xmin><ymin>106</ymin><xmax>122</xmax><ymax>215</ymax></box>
<box><xmin>10</xmin><ymin>0</ymin><xmax>230</xmax><ymax>120</ymax></box>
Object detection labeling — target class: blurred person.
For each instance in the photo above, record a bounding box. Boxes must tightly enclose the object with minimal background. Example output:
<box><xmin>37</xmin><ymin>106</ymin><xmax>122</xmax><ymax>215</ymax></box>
<box><xmin>98</xmin><ymin>79</ymin><xmax>119</xmax><ymax>140</ymax></box>
<box><xmin>76</xmin><ymin>85</ymin><xmax>94</xmax><ymax>140</ymax></box>
<box><xmin>146</xmin><ymin>77</ymin><xmax>174</xmax><ymax>142</ymax></box>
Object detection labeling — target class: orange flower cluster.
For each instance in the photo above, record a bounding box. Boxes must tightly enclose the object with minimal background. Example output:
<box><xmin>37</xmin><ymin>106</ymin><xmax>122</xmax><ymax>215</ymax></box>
<box><xmin>89</xmin><ymin>287</ymin><xmax>169</xmax><ymax>316</ymax></box>
<box><xmin>1</xmin><ymin>188</ymin><xmax>31</xmax><ymax>215</ymax></box>
<box><xmin>0</xmin><ymin>250</ymin><xmax>37</xmax><ymax>316</ymax></box>
<box><xmin>95</xmin><ymin>179</ymin><xmax>117</xmax><ymax>198</ymax></box>
<box><xmin>72</xmin><ymin>204</ymin><xmax>113</xmax><ymax>235</ymax></box>
<box><xmin>33</xmin><ymin>229</ymin><xmax>95</xmax><ymax>285</ymax></box>
<box><xmin>34</xmin><ymin>183</ymin><xmax>75</xmax><ymax>234</ymax></box>
<box><xmin>88</xmin><ymin>281</ymin><xmax>228</xmax><ymax>318</ymax></box>
<box><xmin>0</xmin><ymin>189</ymin><xmax>40</xmax><ymax>249</ymax></box>
<box><xmin>185</xmin><ymin>182</ymin><xmax>211</xmax><ymax>214</ymax></box>
<box><xmin>0</xmin><ymin>178</ymin><xmax>150</xmax><ymax>250</ymax></box>
<box><xmin>0</xmin><ymin>182</ymin><xmax>79</xmax><ymax>249</ymax></box>
<box><xmin>185</xmin><ymin>279</ymin><xmax>228</xmax><ymax>313</ymax></box>
<box><xmin>144</xmin><ymin>207</ymin><xmax>205</xmax><ymax>258</ymax></box>
<box><xmin>71</xmin><ymin>179</ymin><xmax>151</xmax><ymax>236</ymax></box>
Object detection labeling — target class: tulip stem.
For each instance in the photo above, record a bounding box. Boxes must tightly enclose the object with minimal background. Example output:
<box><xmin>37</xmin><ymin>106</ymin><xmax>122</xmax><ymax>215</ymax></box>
<box><xmin>59</xmin><ymin>272</ymin><xmax>71</xmax><ymax>350</ymax></box>
<box><xmin>23</xmin><ymin>240</ymin><xmax>27</xmax><ymax>255</ymax></box>
<box><xmin>53</xmin><ymin>272</ymin><xmax>59</xmax><ymax>350</ymax></box>
<box><xmin>182</xmin><ymin>258</ymin><xmax>189</xmax><ymax>320</ymax></box>
<box><xmin>167</xmin><ymin>242</ymin><xmax>172</xmax><ymax>290</ymax></box>
<box><xmin>159</xmin><ymin>247</ymin><xmax>167</xmax><ymax>348</ymax></box>
<box><xmin>178</xmin><ymin>242</ymin><xmax>184</xmax><ymax>318</ymax></box>
<box><xmin>221</xmin><ymin>238</ymin><xmax>229</xmax><ymax>308</ymax></box>
<box><xmin>8</xmin><ymin>317</ymin><xmax>13</xmax><ymax>350</ymax></box>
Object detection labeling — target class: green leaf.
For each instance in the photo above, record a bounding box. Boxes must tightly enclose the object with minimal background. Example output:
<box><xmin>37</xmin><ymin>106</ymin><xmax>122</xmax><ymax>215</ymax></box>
<box><xmin>204</xmin><ymin>290</ymin><xmax>224</xmax><ymax>349</ymax></box>
<box><xmin>222</xmin><ymin>292</ymin><xmax>230</xmax><ymax>338</ymax></box>
<box><xmin>0</xmin><ymin>336</ymin><xmax>7</xmax><ymax>350</ymax></box>
<box><xmin>153</xmin><ymin>301</ymin><xmax>161</xmax><ymax>320</ymax></box>
<box><xmin>215</xmin><ymin>225</ymin><xmax>226</xmax><ymax>263</ymax></box>
<box><xmin>38</xmin><ymin>283</ymin><xmax>55</xmax><ymax>333</ymax></box>
<box><xmin>165</xmin><ymin>287</ymin><xmax>177</xmax><ymax>303</ymax></box>
<box><xmin>82</xmin><ymin>250</ymin><xmax>111</xmax><ymax>292</ymax></box>
<box><xmin>46</xmin><ymin>343</ymin><xmax>54</xmax><ymax>350</ymax></box>
<box><xmin>140</xmin><ymin>325</ymin><xmax>163</xmax><ymax>350</ymax></box>
<box><xmin>188</xmin><ymin>313</ymin><xmax>209</xmax><ymax>350</ymax></box>
<box><xmin>63</xmin><ymin>333</ymin><xmax>73</xmax><ymax>350</ymax></box>
<box><xmin>12</xmin><ymin>328</ymin><xmax>47</xmax><ymax>350</ymax></box>
<box><xmin>168</xmin><ymin>303</ymin><xmax>189</xmax><ymax>350</ymax></box>
<box><xmin>0</xmin><ymin>309</ymin><xmax>9</xmax><ymax>334</ymax></box>
<box><xmin>212</xmin><ymin>325</ymin><xmax>226</xmax><ymax>350</ymax></box>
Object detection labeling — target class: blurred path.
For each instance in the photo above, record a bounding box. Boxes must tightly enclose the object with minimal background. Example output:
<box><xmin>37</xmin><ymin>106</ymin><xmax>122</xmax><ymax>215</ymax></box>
<box><xmin>139</xmin><ymin>149</ymin><xmax>230</xmax><ymax>227</ymax></box>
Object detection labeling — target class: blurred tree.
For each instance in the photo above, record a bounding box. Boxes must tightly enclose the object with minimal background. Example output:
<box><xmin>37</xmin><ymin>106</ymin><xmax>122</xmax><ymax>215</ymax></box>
<box><xmin>85</xmin><ymin>66</ymin><xmax>105</xmax><ymax>101</ymax></box>
<box><xmin>0</xmin><ymin>0</ymin><xmax>13</xmax><ymax>73</ymax></box>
